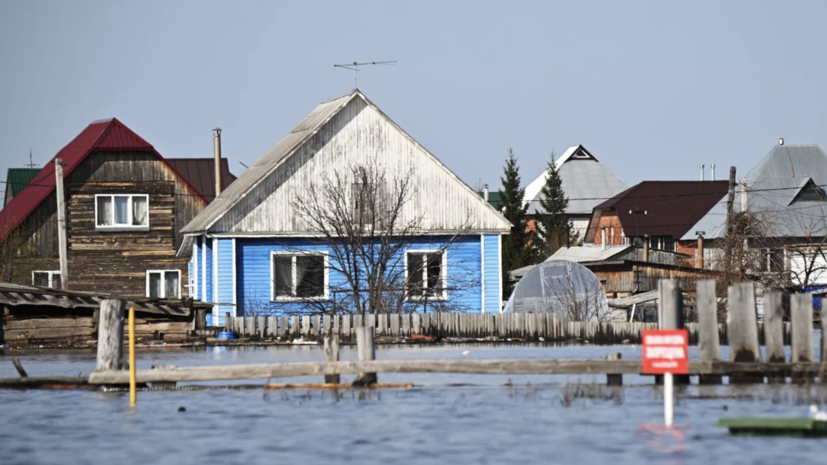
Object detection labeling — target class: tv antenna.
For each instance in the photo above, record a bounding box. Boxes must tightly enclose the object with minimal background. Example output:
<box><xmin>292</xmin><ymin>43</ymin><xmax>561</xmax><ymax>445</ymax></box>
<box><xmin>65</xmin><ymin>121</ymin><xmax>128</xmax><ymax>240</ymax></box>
<box><xmin>26</xmin><ymin>147</ymin><xmax>38</xmax><ymax>169</ymax></box>
<box><xmin>333</xmin><ymin>61</ymin><xmax>397</xmax><ymax>89</ymax></box>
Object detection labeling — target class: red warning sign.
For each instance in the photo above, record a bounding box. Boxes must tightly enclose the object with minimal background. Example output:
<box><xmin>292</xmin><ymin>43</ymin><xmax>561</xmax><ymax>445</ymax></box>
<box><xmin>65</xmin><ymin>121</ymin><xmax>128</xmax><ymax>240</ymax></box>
<box><xmin>642</xmin><ymin>329</ymin><xmax>689</xmax><ymax>375</ymax></box>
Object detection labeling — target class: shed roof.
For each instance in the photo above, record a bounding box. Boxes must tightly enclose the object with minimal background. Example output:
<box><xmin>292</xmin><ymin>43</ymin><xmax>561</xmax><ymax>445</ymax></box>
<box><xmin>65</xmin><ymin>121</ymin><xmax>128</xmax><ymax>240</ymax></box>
<box><xmin>4</xmin><ymin>168</ymin><xmax>40</xmax><ymax>204</ymax></box>
<box><xmin>588</xmin><ymin>181</ymin><xmax>729</xmax><ymax>242</ymax></box>
<box><xmin>166</xmin><ymin>158</ymin><xmax>237</xmax><ymax>201</ymax></box>
<box><xmin>524</xmin><ymin>145</ymin><xmax>629</xmax><ymax>216</ymax></box>
<box><xmin>0</xmin><ymin>118</ymin><xmax>208</xmax><ymax>241</ymax></box>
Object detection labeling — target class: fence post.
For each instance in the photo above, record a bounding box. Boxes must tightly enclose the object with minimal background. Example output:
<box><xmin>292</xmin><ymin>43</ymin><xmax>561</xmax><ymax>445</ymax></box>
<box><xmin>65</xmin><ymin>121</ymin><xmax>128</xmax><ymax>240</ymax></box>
<box><xmin>195</xmin><ymin>308</ymin><xmax>207</xmax><ymax>331</ymax></box>
<box><xmin>791</xmin><ymin>293</ymin><xmax>814</xmax><ymax>383</ymax></box>
<box><xmin>278</xmin><ymin>316</ymin><xmax>288</xmax><ymax>338</ymax></box>
<box><xmin>257</xmin><ymin>316</ymin><xmax>267</xmax><ymax>339</ymax></box>
<box><xmin>696</xmin><ymin>280</ymin><xmax>722</xmax><ymax>384</ymax></box>
<box><xmin>606</xmin><ymin>352</ymin><xmax>622</xmax><ymax>386</ymax></box>
<box><xmin>658</xmin><ymin>279</ymin><xmax>688</xmax><ymax>384</ymax></box>
<box><xmin>763</xmin><ymin>291</ymin><xmax>786</xmax><ymax>384</ymax></box>
<box><xmin>96</xmin><ymin>299</ymin><xmax>125</xmax><ymax>372</ymax></box>
<box><xmin>352</xmin><ymin>326</ymin><xmax>377</xmax><ymax>386</ymax></box>
<box><xmin>301</xmin><ymin>316</ymin><xmax>311</xmax><ymax>337</ymax></box>
<box><xmin>267</xmin><ymin>317</ymin><xmax>277</xmax><ymax>340</ymax></box>
<box><xmin>324</xmin><ymin>335</ymin><xmax>340</xmax><ymax>384</ymax></box>
<box><xmin>727</xmin><ymin>283</ymin><xmax>763</xmax><ymax>384</ymax></box>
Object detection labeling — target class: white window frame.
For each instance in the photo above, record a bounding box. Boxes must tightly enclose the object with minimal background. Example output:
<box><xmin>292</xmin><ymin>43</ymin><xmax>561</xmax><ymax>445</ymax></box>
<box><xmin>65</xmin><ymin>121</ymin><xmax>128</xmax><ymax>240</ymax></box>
<box><xmin>94</xmin><ymin>194</ymin><xmax>150</xmax><ymax>231</ymax></box>
<box><xmin>270</xmin><ymin>251</ymin><xmax>329</xmax><ymax>302</ymax></box>
<box><xmin>404</xmin><ymin>249</ymin><xmax>448</xmax><ymax>301</ymax></box>
<box><xmin>145</xmin><ymin>269</ymin><xmax>182</xmax><ymax>299</ymax></box>
<box><xmin>32</xmin><ymin>270</ymin><xmax>61</xmax><ymax>289</ymax></box>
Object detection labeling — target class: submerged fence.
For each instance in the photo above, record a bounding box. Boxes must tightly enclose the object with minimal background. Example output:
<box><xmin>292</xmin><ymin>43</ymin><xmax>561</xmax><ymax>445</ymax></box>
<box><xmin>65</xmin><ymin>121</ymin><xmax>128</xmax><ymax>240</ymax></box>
<box><xmin>220</xmin><ymin>312</ymin><xmax>794</xmax><ymax>346</ymax></box>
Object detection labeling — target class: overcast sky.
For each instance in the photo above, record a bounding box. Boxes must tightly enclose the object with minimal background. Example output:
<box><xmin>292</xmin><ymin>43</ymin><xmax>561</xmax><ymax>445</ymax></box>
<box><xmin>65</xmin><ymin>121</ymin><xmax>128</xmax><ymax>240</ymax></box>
<box><xmin>1</xmin><ymin>0</ymin><xmax>825</xmax><ymax>203</ymax></box>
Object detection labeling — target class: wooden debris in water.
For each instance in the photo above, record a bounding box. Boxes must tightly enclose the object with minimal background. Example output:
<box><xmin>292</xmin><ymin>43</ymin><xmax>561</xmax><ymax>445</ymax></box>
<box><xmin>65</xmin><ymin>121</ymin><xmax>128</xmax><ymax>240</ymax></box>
<box><xmin>262</xmin><ymin>383</ymin><xmax>414</xmax><ymax>390</ymax></box>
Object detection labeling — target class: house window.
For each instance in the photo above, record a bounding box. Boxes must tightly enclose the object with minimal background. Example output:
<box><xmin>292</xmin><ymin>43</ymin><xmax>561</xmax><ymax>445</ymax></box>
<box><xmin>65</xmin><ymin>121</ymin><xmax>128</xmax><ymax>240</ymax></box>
<box><xmin>649</xmin><ymin>236</ymin><xmax>675</xmax><ymax>252</ymax></box>
<box><xmin>406</xmin><ymin>251</ymin><xmax>447</xmax><ymax>300</ymax></box>
<box><xmin>271</xmin><ymin>252</ymin><xmax>328</xmax><ymax>301</ymax></box>
<box><xmin>146</xmin><ymin>270</ymin><xmax>181</xmax><ymax>298</ymax></box>
<box><xmin>95</xmin><ymin>194</ymin><xmax>149</xmax><ymax>229</ymax></box>
<box><xmin>32</xmin><ymin>270</ymin><xmax>61</xmax><ymax>289</ymax></box>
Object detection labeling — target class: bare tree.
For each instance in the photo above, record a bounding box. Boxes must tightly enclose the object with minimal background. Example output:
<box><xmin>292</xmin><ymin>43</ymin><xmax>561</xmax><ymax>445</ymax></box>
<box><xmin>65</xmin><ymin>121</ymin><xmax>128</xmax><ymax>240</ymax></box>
<box><xmin>289</xmin><ymin>159</ymin><xmax>478</xmax><ymax>316</ymax></box>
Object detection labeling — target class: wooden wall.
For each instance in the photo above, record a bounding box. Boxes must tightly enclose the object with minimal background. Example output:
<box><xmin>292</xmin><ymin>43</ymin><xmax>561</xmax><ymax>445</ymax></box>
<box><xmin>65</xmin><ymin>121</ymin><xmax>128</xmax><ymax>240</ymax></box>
<box><xmin>589</xmin><ymin>262</ymin><xmax>718</xmax><ymax>297</ymax></box>
<box><xmin>8</xmin><ymin>151</ymin><xmax>208</xmax><ymax>296</ymax></box>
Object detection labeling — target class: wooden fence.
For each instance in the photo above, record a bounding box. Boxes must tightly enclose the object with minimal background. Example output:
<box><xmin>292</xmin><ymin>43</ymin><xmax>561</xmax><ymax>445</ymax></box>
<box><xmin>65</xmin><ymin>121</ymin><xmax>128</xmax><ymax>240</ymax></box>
<box><xmin>222</xmin><ymin>312</ymin><xmax>793</xmax><ymax>346</ymax></box>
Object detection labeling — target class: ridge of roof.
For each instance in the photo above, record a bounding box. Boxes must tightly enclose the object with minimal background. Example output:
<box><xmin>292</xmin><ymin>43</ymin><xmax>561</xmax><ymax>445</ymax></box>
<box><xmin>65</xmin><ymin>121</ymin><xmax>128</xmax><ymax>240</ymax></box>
<box><xmin>0</xmin><ymin>119</ymin><xmax>210</xmax><ymax>241</ymax></box>
<box><xmin>182</xmin><ymin>90</ymin><xmax>512</xmax><ymax>235</ymax></box>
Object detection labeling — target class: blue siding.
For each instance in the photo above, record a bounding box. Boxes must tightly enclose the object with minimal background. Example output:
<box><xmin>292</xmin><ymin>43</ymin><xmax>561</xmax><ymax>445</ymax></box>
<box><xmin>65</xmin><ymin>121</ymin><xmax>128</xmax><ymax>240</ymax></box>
<box><xmin>205</xmin><ymin>238</ymin><xmax>213</xmax><ymax>322</ymax></box>
<box><xmin>216</xmin><ymin>239</ymin><xmax>234</xmax><ymax>324</ymax></box>
<box><xmin>194</xmin><ymin>238</ymin><xmax>201</xmax><ymax>300</ymax></box>
<box><xmin>236</xmin><ymin>236</ymin><xmax>483</xmax><ymax>316</ymax></box>
<box><xmin>483</xmin><ymin>235</ymin><xmax>501</xmax><ymax>312</ymax></box>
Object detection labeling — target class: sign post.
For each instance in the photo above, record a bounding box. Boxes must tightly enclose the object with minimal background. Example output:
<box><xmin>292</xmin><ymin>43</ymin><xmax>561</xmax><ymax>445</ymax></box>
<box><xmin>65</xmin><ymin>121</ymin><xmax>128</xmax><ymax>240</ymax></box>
<box><xmin>642</xmin><ymin>329</ymin><xmax>688</xmax><ymax>426</ymax></box>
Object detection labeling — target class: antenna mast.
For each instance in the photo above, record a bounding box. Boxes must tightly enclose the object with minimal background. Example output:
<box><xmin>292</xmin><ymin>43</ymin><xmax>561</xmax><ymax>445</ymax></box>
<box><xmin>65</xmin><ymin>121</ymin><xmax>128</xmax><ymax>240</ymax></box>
<box><xmin>333</xmin><ymin>61</ymin><xmax>397</xmax><ymax>89</ymax></box>
<box><xmin>26</xmin><ymin>147</ymin><xmax>37</xmax><ymax>168</ymax></box>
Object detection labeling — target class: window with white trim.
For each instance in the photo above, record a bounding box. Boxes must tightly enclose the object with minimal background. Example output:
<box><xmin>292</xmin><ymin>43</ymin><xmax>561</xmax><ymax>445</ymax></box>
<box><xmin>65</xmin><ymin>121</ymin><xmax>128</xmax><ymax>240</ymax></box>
<box><xmin>146</xmin><ymin>270</ymin><xmax>181</xmax><ymax>298</ymax></box>
<box><xmin>32</xmin><ymin>270</ymin><xmax>61</xmax><ymax>289</ymax></box>
<box><xmin>271</xmin><ymin>252</ymin><xmax>328</xmax><ymax>301</ymax></box>
<box><xmin>406</xmin><ymin>251</ymin><xmax>447</xmax><ymax>300</ymax></box>
<box><xmin>95</xmin><ymin>194</ymin><xmax>149</xmax><ymax>229</ymax></box>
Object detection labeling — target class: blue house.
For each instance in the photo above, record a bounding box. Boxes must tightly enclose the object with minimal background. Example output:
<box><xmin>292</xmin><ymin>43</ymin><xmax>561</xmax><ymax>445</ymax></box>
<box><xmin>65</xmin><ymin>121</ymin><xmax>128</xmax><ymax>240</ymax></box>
<box><xmin>181</xmin><ymin>90</ymin><xmax>511</xmax><ymax>324</ymax></box>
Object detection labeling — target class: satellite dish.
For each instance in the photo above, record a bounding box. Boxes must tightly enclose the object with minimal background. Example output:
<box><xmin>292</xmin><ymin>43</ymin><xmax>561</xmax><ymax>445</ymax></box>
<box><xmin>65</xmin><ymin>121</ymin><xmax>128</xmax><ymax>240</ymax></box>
<box><xmin>504</xmin><ymin>260</ymin><xmax>609</xmax><ymax>321</ymax></box>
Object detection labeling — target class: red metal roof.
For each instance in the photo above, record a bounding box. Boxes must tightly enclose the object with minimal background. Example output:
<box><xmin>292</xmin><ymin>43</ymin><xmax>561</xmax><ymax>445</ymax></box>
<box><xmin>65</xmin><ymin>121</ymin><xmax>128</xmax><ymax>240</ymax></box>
<box><xmin>592</xmin><ymin>181</ymin><xmax>729</xmax><ymax>240</ymax></box>
<box><xmin>0</xmin><ymin>118</ymin><xmax>208</xmax><ymax>240</ymax></box>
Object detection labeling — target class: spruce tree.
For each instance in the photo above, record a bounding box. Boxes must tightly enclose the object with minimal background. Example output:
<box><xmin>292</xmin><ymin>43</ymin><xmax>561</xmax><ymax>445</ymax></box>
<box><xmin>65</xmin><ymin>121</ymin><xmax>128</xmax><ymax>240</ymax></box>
<box><xmin>534</xmin><ymin>151</ymin><xmax>570</xmax><ymax>261</ymax></box>
<box><xmin>499</xmin><ymin>148</ymin><xmax>530</xmax><ymax>299</ymax></box>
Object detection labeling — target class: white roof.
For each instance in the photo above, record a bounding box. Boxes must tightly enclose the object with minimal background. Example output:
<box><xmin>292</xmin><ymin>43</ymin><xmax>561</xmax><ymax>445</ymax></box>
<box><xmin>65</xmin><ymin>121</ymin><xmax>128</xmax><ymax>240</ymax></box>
<box><xmin>524</xmin><ymin>145</ymin><xmax>628</xmax><ymax>216</ymax></box>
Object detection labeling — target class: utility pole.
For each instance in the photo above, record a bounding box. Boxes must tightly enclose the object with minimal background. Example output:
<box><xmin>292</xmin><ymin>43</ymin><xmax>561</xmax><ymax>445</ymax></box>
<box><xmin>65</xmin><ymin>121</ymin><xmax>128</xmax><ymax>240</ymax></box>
<box><xmin>724</xmin><ymin>166</ymin><xmax>737</xmax><ymax>284</ymax></box>
<box><xmin>55</xmin><ymin>158</ymin><xmax>68</xmax><ymax>290</ymax></box>
<box><xmin>726</xmin><ymin>167</ymin><xmax>736</xmax><ymax>235</ymax></box>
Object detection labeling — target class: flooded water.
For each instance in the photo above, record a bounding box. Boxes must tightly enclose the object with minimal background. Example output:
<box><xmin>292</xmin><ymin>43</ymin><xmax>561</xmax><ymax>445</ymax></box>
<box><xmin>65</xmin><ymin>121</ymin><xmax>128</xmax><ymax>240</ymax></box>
<box><xmin>1</xmin><ymin>344</ymin><xmax>825</xmax><ymax>464</ymax></box>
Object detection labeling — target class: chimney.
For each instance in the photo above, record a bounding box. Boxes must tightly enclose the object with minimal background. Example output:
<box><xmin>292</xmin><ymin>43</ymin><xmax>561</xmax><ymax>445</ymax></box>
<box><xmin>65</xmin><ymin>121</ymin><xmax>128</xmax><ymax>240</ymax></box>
<box><xmin>779</xmin><ymin>138</ymin><xmax>784</xmax><ymax>146</ymax></box>
<box><xmin>483</xmin><ymin>184</ymin><xmax>489</xmax><ymax>202</ymax></box>
<box><xmin>213</xmin><ymin>127</ymin><xmax>223</xmax><ymax>198</ymax></box>
<box><xmin>601</xmin><ymin>228</ymin><xmax>607</xmax><ymax>251</ymax></box>
<box><xmin>700</xmin><ymin>164</ymin><xmax>704</xmax><ymax>181</ymax></box>
<box><xmin>696</xmin><ymin>232</ymin><xmax>705</xmax><ymax>269</ymax></box>
<box><xmin>711</xmin><ymin>164</ymin><xmax>716</xmax><ymax>181</ymax></box>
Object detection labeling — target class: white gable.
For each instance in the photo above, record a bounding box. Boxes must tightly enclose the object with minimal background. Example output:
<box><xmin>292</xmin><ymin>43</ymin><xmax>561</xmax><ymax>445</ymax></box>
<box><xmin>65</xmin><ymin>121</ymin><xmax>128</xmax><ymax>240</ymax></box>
<box><xmin>204</xmin><ymin>92</ymin><xmax>511</xmax><ymax>235</ymax></box>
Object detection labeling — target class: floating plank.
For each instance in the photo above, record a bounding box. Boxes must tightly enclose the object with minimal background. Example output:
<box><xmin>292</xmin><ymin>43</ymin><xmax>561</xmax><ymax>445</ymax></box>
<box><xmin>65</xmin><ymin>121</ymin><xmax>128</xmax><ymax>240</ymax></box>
<box><xmin>88</xmin><ymin>360</ymin><xmax>827</xmax><ymax>384</ymax></box>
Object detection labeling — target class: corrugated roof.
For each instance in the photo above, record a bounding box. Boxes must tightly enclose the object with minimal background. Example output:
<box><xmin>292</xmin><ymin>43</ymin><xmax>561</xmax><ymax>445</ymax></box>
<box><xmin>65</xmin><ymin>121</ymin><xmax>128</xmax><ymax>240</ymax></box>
<box><xmin>166</xmin><ymin>158</ymin><xmax>237</xmax><ymax>201</ymax></box>
<box><xmin>182</xmin><ymin>92</ymin><xmax>354</xmax><ymax>233</ymax></box>
<box><xmin>0</xmin><ymin>118</ymin><xmax>208</xmax><ymax>240</ymax></box>
<box><xmin>510</xmin><ymin>245</ymin><xmax>632</xmax><ymax>277</ymax></box>
<box><xmin>686</xmin><ymin>144</ymin><xmax>827</xmax><ymax>240</ymax></box>
<box><xmin>5</xmin><ymin>168</ymin><xmax>40</xmax><ymax>201</ymax></box>
<box><xmin>524</xmin><ymin>145</ymin><xmax>628</xmax><ymax>215</ymax></box>
<box><xmin>591</xmin><ymin>181</ymin><xmax>729</xmax><ymax>240</ymax></box>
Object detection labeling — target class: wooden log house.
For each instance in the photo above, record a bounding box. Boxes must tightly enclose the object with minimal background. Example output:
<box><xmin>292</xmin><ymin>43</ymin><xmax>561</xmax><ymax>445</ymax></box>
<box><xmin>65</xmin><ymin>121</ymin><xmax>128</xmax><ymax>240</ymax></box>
<box><xmin>0</xmin><ymin>118</ymin><xmax>235</xmax><ymax>299</ymax></box>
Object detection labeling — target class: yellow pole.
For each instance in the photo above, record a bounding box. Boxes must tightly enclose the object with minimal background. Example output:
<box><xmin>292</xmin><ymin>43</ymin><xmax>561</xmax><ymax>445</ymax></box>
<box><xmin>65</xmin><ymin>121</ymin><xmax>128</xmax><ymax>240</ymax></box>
<box><xmin>128</xmin><ymin>307</ymin><xmax>136</xmax><ymax>407</ymax></box>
